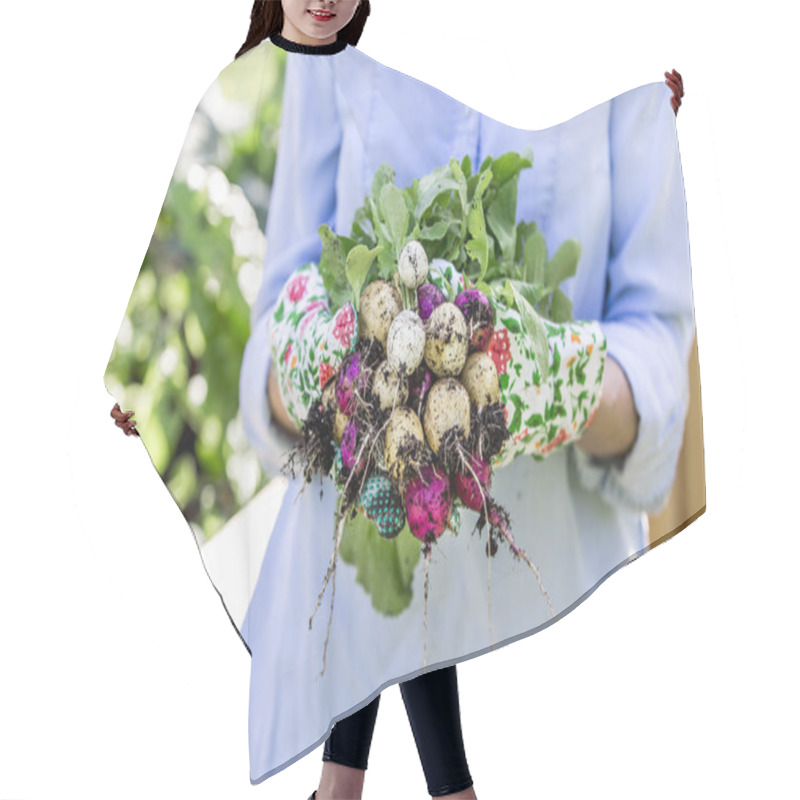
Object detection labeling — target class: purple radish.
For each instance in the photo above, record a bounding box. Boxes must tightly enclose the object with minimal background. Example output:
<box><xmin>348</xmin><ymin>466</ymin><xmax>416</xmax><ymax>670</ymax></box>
<box><xmin>454</xmin><ymin>452</ymin><xmax>492</xmax><ymax>512</ymax></box>
<box><xmin>416</xmin><ymin>282</ymin><xmax>446</xmax><ymax>322</ymax></box>
<box><xmin>336</xmin><ymin>351</ymin><xmax>368</xmax><ymax>416</ymax></box>
<box><xmin>341</xmin><ymin>417</ymin><xmax>367</xmax><ymax>474</ymax></box>
<box><xmin>454</xmin><ymin>288</ymin><xmax>495</xmax><ymax>352</ymax></box>
<box><xmin>408</xmin><ymin>365</ymin><xmax>433</xmax><ymax>414</ymax></box>
<box><xmin>404</xmin><ymin>465</ymin><xmax>453</xmax><ymax>544</ymax></box>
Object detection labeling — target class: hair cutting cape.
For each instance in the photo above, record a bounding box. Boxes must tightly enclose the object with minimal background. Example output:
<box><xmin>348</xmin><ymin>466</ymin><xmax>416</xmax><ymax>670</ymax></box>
<box><xmin>103</xmin><ymin>33</ymin><xmax>705</xmax><ymax>786</ymax></box>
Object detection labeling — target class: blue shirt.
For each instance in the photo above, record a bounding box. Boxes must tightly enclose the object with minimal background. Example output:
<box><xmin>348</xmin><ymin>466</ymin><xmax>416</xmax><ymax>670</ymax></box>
<box><xmin>238</xmin><ymin>39</ymin><xmax>697</xmax><ymax>783</ymax></box>
<box><xmin>241</xmin><ymin>43</ymin><xmax>695</xmax><ymax>518</ymax></box>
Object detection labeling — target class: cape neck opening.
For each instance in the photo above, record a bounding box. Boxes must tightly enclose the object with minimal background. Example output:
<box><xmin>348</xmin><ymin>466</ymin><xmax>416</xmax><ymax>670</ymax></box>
<box><xmin>269</xmin><ymin>31</ymin><xmax>348</xmax><ymax>55</ymax></box>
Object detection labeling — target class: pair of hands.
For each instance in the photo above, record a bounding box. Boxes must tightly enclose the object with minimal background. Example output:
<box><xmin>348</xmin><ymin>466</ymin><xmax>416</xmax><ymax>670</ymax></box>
<box><xmin>266</xmin><ymin>257</ymin><xmax>607</xmax><ymax>469</ymax></box>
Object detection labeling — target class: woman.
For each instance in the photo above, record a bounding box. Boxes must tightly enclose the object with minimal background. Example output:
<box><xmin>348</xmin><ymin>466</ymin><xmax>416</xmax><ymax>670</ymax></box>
<box><xmin>243</xmin><ymin>8</ymin><xmax>478</xmax><ymax>799</ymax></box>
<box><xmin>110</xmin><ymin>2</ymin><xmax>687</xmax><ymax>798</ymax></box>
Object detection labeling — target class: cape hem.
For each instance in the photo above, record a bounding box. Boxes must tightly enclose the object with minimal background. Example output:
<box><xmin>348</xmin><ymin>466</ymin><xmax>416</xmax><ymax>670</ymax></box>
<box><xmin>249</xmin><ymin>501</ymin><xmax>705</xmax><ymax>785</ymax></box>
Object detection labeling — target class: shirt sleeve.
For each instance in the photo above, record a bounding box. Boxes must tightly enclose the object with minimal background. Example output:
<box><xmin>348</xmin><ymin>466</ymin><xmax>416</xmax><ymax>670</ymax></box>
<box><xmin>569</xmin><ymin>81</ymin><xmax>696</xmax><ymax>515</ymax></box>
<box><xmin>239</xmin><ymin>54</ymin><xmax>344</xmax><ymax>478</ymax></box>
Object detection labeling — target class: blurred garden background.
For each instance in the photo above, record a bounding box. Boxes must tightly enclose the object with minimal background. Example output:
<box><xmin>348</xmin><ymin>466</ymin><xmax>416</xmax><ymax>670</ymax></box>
<box><xmin>104</xmin><ymin>47</ymin><xmax>287</xmax><ymax>546</ymax></box>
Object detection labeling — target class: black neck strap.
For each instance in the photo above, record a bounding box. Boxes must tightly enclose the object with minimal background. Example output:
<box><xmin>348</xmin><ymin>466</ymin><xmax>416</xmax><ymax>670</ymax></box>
<box><xmin>270</xmin><ymin>31</ymin><xmax>348</xmax><ymax>55</ymax></box>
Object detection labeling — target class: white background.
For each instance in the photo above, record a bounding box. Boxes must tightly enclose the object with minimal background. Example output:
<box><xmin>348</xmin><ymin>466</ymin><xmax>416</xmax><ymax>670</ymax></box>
<box><xmin>1</xmin><ymin>1</ymin><xmax>797</xmax><ymax>798</ymax></box>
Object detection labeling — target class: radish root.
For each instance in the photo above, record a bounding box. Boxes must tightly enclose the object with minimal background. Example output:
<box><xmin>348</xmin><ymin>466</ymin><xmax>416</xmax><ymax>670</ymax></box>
<box><xmin>310</xmin><ymin>500</ymin><xmax>348</xmax><ymax>677</ymax></box>
<box><xmin>423</xmin><ymin>542</ymin><xmax>432</xmax><ymax>668</ymax></box>
<box><xmin>460</xmin><ymin>450</ymin><xmax>557</xmax><ymax>622</ymax></box>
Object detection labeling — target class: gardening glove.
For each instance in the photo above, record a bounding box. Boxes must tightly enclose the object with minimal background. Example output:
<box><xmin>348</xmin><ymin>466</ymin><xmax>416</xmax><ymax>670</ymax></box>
<box><xmin>426</xmin><ymin>259</ymin><xmax>607</xmax><ymax>470</ymax></box>
<box><xmin>268</xmin><ymin>261</ymin><xmax>358</xmax><ymax>432</ymax></box>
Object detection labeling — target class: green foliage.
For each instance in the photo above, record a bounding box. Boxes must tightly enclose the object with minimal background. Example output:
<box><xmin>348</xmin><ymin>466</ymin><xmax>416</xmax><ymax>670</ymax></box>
<box><xmin>344</xmin><ymin>245</ymin><xmax>380</xmax><ymax>312</ymax></box>
<box><xmin>105</xmin><ymin>52</ymin><xmax>288</xmax><ymax>543</ymax></box>
<box><xmin>318</xmin><ymin>224</ymin><xmax>352</xmax><ymax>310</ymax></box>
<box><xmin>335</xmin><ymin>148</ymin><xmax>581</xmax><ymax>331</ymax></box>
<box><xmin>338</xmin><ymin>512</ymin><xmax>421</xmax><ymax>616</ymax></box>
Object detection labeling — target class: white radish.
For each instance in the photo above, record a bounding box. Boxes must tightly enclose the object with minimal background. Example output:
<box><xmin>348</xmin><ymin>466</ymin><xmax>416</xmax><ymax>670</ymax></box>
<box><xmin>321</xmin><ymin>377</ymin><xmax>337</xmax><ymax>412</ymax></box>
<box><xmin>372</xmin><ymin>360</ymin><xmax>410</xmax><ymax>412</ymax></box>
<box><xmin>332</xmin><ymin>406</ymin><xmax>348</xmax><ymax>444</ymax></box>
<box><xmin>322</xmin><ymin>379</ymin><xmax>349</xmax><ymax>444</ymax></box>
<box><xmin>398</xmin><ymin>240</ymin><xmax>429</xmax><ymax>289</ymax></box>
<box><xmin>422</xmin><ymin>377</ymin><xmax>471</xmax><ymax>454</ymax></box>
<box><xmin>384</xmin><ymin>406</ymin><xmax>425</xmax><ymax>483</ymax></box>
<box><xmin>358</xmin><ymin>279</ymin><xmax>403</xmax><ymax>348</ymax></box>
<box><xmin>424</xmin><ymin>301</ymin><xmax>469</xmax><ymax>377</ymax></box>
<box><xmin>387</xmin><ymin>309</ymin><xmax>426</xmax><ymax>376</ymax></box>
<box><xmin>460</xmin><ymin>351</ymin><xmax>501</xmax><ymax>409</ymax></box>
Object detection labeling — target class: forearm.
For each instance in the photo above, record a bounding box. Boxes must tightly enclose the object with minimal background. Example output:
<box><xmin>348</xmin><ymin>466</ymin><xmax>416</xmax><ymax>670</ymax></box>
<box><xmin>575</xmin><ymin>354</ymin><xmax>639</xmax><ymax>460</ymax></box>
<box><xmin>267</xmin><ymin>360</ymin><xmax>302</xmax><ymax>438</ymax></box>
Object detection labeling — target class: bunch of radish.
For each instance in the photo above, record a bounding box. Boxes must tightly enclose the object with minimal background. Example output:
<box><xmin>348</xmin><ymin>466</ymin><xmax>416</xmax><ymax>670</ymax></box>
<box><xmin>293</xmin><ymin>240</ymin><xmax>555</xmax><ymax>670</ymax></box>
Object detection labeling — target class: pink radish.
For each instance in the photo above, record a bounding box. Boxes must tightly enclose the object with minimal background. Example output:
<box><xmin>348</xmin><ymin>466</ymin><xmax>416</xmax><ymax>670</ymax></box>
<box><xmin>454</xmin><ymin>288</ymin><xmax>495</xmax><ymax>352</ymax></box>
<box><xmin>404</xmin><ymin>465</ymin><xmax>453</xmax><ymax>544</ymax></box>
<box><xmin>454</xmin><ymin>452</ymin><xmax>492</xmax><ymax>512</ymax></box>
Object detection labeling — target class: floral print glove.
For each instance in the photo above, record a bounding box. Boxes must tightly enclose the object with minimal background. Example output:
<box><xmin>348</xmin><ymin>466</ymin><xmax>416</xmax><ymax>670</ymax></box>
<box><xmin>268</xmin><ymin>261</ymin><xmax>358</xmax><ymax>432</ymax></box>
<box><xmin>427</xmin><ymin>259</ymin><xmax>607</xmax><ymax>470</ymax></box>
